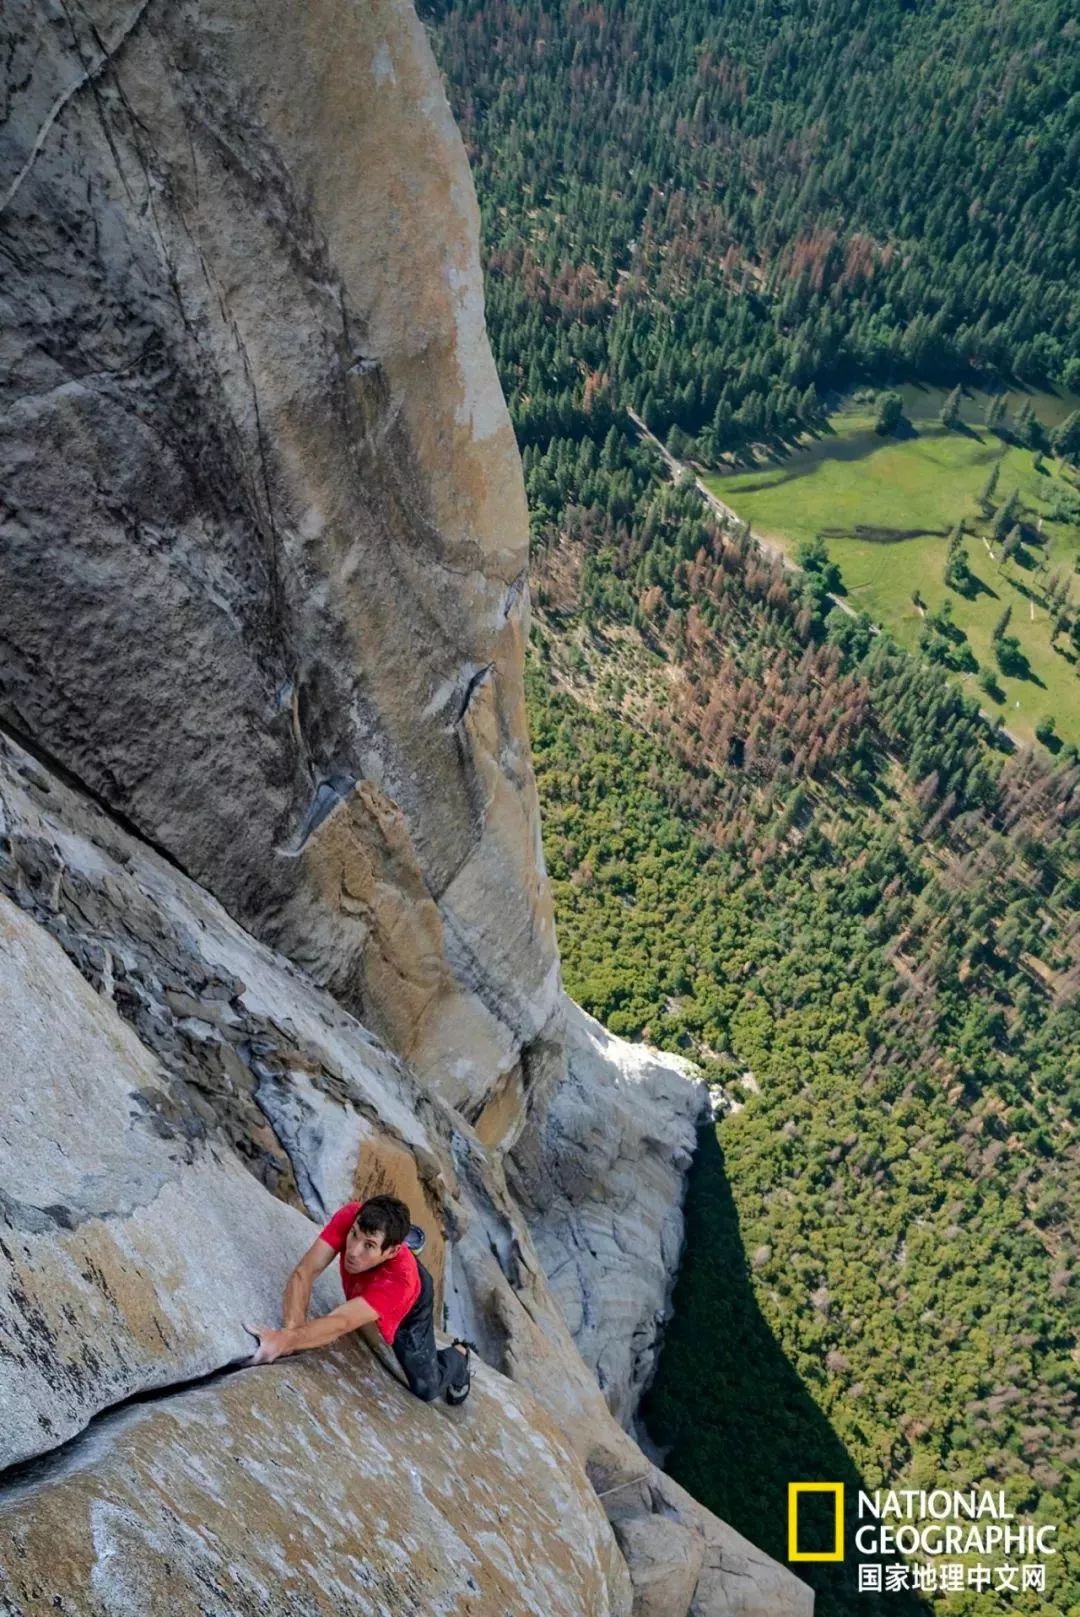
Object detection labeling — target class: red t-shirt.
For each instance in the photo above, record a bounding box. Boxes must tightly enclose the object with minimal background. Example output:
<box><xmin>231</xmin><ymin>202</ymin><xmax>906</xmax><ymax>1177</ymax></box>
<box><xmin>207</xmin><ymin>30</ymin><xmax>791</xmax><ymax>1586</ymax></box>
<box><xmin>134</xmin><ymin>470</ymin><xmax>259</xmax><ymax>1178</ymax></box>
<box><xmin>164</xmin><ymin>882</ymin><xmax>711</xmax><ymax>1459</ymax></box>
<box><xmin>318</xmin><ymin>1201</ymin><xmax>421</xmax><ymax>1345</ymax></box>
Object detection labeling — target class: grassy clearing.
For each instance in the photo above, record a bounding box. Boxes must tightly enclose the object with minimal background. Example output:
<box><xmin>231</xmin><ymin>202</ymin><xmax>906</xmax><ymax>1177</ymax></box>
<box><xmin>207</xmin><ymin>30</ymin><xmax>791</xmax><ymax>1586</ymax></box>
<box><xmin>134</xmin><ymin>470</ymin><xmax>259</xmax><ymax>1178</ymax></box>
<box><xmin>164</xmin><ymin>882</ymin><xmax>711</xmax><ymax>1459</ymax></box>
<box><xmin>705</xmin><ymin>386</ymin><xmax>1080</xmax><ymax>747</ymax></box>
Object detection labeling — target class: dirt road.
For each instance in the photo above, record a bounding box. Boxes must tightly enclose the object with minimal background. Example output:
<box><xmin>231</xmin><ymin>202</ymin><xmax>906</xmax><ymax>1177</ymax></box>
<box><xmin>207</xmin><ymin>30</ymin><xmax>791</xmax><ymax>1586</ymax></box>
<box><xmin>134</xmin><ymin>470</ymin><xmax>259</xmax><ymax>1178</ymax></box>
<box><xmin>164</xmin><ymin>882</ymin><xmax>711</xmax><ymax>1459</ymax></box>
<box><xmin>626</xmin><ymin>407</ymin><xmax>859</xmax><ymax>620</ymax></box>
<box><xmin>625</xmin><ymin>407</ymin><xmax>1022</xmax><ymax>748</ymax></box>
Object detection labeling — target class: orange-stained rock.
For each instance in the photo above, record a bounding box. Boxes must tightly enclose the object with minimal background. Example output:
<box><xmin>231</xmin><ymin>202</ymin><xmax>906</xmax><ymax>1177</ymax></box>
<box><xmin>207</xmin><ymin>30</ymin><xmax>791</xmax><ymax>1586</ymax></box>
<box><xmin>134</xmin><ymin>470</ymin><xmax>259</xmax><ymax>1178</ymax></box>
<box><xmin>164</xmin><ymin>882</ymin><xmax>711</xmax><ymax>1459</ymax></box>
<box><xmin>354</xmin><ymin>1133</ymin><xmax>449</xmax><ymax>1311</ymax></box>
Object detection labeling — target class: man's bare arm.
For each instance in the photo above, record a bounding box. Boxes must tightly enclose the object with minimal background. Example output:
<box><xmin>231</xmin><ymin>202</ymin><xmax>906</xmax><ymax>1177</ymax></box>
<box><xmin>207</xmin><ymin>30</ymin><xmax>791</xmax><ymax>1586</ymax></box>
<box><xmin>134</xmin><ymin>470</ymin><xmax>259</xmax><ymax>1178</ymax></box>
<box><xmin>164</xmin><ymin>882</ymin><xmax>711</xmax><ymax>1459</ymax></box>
<box><xmin>282</xmin><ymin>1236</ymin><xmax>338</xmax><ymax>1329</ymax></box>
<box><xmin>246</xmin><ymin>1296</ymin><xmax>379</xmax><ymax>1364</ymax></box>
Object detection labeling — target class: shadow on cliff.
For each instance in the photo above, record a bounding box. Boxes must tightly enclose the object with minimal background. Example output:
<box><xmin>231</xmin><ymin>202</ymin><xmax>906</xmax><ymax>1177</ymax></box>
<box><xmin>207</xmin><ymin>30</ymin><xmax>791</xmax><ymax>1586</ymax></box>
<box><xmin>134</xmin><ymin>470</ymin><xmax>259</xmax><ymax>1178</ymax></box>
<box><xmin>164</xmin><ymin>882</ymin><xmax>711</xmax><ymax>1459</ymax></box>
<box><xmin>640</xmin><ymin>1126</ymin><xmax>931</xmax><ymax>1617</ymax></box>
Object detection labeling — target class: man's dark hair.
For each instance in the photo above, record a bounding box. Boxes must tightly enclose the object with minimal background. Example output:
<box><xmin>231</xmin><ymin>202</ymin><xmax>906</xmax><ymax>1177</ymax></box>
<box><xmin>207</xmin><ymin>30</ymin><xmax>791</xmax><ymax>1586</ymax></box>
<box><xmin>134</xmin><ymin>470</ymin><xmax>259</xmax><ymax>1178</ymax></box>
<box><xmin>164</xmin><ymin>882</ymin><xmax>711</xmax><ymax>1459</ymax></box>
<box><xmin>354</xmin><ymin>1195</ymin><xmax>411</xmax><ymax>1251</ymax></box>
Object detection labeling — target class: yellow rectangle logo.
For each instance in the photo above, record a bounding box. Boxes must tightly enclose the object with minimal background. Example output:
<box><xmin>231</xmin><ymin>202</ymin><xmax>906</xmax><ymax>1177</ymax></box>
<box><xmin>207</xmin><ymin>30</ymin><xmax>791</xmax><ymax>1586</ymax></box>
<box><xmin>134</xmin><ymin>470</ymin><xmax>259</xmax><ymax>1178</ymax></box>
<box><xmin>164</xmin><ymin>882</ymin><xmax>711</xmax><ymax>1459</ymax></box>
<box><xmin>788</xmin><ymin>1482</ymin><xmax>845</xmax><ymax>1562</ymax></box>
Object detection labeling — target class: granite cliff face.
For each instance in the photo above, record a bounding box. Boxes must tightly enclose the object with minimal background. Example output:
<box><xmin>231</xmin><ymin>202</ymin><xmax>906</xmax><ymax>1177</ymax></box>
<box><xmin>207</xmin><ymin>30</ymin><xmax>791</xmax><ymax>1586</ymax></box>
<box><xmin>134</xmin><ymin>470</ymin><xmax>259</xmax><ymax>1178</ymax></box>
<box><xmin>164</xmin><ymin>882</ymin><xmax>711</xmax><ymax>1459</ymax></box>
<box><xmin>0</xmin><ymin>2</ymin><xmax>811</xmax><ymax>1612</ymax></box>
<box><xmin>511</xmin><ymin>1003</ymin><xmax>705</xmax><ymax>1428</ymax></box>
<box><xmin>0</xmin><ymin>0</ymin><xmax>556</xmax><ymax>1123</ymax></box>
<box><xmin>0</xmin><ymin>737</ymin><xmax>809</xmax><ymax>1616</ymax></box>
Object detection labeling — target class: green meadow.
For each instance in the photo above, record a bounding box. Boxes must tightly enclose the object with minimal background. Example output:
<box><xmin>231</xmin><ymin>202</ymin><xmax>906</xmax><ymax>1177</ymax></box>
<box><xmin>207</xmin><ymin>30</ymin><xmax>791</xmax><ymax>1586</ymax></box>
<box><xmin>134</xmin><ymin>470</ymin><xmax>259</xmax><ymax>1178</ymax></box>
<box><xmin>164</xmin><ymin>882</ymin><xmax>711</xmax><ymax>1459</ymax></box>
<box><xmin>705</xmin><ymin>387</ymin><xmax>1080</xmax><ymax>748</ymax></box>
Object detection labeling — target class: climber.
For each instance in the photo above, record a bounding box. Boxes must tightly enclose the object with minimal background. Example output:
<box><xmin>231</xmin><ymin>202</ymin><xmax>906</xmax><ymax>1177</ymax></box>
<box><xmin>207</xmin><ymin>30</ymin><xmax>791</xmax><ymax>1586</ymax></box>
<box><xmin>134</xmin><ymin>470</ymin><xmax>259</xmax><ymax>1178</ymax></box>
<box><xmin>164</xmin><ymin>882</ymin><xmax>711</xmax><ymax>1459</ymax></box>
<box><xmin>245</xmin><ymin>1193</ymin><xmax>474</xmax><ymax>1405</ymax></box>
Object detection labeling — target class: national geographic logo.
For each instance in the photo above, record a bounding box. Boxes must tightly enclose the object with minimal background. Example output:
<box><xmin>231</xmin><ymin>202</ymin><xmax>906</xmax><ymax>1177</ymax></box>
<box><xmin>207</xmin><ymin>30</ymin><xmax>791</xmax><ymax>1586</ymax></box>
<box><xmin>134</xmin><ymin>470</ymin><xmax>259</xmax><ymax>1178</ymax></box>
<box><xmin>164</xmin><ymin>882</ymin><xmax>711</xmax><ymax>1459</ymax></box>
<box><xmin>788</xmin><ymin>1483</ymin><xmax>845</xmax><ymax>1563</ymax></box>
<box><xmin>786</xmin><ymin>1485</ymin><xmax>1058</xmax><ymax>1597</ymax></box>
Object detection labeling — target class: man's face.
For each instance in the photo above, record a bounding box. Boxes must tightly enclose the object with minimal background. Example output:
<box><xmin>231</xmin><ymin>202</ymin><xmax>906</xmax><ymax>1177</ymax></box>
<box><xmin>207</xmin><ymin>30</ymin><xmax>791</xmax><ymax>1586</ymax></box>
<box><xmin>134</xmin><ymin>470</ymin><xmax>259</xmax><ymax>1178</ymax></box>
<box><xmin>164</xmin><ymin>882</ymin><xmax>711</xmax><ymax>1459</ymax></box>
<box><xmin>343</xmin><ymin>1221</ymin><xmax>398</xmax><ymax>1274</ymax></box>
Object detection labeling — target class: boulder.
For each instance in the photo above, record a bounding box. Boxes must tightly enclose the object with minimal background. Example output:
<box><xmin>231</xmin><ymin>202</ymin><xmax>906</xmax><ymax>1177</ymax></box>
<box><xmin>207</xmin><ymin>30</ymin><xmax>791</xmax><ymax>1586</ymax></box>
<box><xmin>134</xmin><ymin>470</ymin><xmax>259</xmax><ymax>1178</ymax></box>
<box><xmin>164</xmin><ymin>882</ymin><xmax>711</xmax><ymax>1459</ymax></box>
<box><xmin>611</xmin><ymin>1514</ymin><xmax>706</xmax><ymax>1617</ymax></box>
<box><xmin>0</xmin><ymin>0</ymin><xmax>815</xmax><ymax>1603</ymax></box>
<box><xmin>583</xmin><ymin>1465</ymin><xmax>813</xmax><ymax>1617</ymax></box>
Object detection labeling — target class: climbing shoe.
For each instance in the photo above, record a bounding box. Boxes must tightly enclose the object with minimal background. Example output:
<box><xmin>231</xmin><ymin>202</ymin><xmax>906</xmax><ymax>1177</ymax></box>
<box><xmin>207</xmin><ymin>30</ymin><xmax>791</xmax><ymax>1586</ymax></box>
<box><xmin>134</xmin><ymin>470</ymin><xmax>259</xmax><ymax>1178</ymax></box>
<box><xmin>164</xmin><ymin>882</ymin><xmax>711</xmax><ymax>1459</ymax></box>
<box><xmin>445</xmin><ymin>1338</ymin><xmax>476</xmax><ymax>1405</ymax></box>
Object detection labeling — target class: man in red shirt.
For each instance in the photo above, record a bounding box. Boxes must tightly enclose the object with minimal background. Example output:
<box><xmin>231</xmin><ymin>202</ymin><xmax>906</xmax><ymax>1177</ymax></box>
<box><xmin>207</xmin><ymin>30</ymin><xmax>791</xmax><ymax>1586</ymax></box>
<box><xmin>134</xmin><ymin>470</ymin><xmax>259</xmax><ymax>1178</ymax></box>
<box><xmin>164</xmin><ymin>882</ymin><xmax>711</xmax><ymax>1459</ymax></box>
<box><xmin>246</xmin><ymin>1194</ymin><xmax>473</xmax><ymax>1404</ymax></box>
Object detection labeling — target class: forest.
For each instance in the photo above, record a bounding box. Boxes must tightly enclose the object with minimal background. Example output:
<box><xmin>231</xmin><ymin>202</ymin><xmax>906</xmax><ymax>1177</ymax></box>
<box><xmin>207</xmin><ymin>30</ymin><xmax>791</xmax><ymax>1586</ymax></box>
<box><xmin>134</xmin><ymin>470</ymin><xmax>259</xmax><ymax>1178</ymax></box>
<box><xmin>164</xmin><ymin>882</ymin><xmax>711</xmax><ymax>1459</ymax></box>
<box><xmin>424</xmin><ymin>0</ymin><xmax>1079</xmax><ymax>456</ymax></box>
<box><xmin>422</xmin><ymin>2</ymin><xmax>1079</xmax><ymax>1611</ymax></box>
<box><xmin>527</xmin><ymin>483</ymin><xmax>1077</xmax><ymax>1614</ymax></box>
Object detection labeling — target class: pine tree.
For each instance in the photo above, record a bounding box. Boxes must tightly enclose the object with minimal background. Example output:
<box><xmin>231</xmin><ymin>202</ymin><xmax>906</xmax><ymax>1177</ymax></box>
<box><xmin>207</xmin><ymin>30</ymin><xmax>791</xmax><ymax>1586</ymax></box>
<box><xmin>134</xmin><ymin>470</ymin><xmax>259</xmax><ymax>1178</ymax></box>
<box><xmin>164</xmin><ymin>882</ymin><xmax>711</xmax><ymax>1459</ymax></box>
<box><xmin>941</xmin><ymin>386</ymin><xmax>963</xmax><ymax>429</ymax></box>
<box><xmin>711</xmin><ymin>398</ymin><xmax>733</xmax><ymax>448</ymax></box>
<box><xmin>979</xmin><ymin>462</ymin><xmax>1001</xmax><ymax>513</ymax></box>
<box><xmin>1051</xmin><ymin>410</ymin><xmax>1080</xmax><ymax>462</ymax></box>
<box><xmin>944</xmin><ymin>525</ymin><xmax>971</xmax><ymax>592</ymax></box>
<box><xmin>1014</xmin><ymin>399</ymin><xmax>1037</xmax><ymax>447</ymax></box>
<box><xmin>992</xmin><ymin>604</ymin><xmax>1013</xmax><ymax>641</ymax></box>
<box><xmin>798</xmin><ymin>384</ymin><xmax>819</xmax><ymax>422</ymax></box>
<box><xmin>875</xmin><ymin>391</ymin><xmax>904</xmax><ymax>435</ymax></box>
<box><xmin>992</xmin><ymin>489</ymin><xmax>1020</xmax><ymax>540</ymax></box>
<box><xmin>1046</xmin><ymin>568</ymin><xmax>1069</xmax><ymax>609</ymax></box>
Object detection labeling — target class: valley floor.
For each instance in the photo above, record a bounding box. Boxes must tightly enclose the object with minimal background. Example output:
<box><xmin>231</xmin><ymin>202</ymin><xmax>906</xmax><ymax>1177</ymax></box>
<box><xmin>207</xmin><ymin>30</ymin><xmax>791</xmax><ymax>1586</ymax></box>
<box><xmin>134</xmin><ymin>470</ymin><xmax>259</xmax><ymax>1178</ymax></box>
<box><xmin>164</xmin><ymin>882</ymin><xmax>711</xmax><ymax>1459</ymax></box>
<box><xmin>705</xmin><ymin>386</ymin><xmax>1080</xmax><ymax>749</ymax></box>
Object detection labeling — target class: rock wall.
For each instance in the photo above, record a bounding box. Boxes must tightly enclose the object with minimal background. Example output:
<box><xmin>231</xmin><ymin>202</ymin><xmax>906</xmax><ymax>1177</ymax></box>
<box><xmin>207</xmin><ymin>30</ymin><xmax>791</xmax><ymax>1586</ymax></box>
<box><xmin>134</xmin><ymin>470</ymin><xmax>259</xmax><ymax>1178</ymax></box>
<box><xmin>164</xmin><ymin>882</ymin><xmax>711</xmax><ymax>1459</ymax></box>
<box><xmin>0</xmin><ymin>891</ymin><xmax>335</xmax><ymax>1467</ymax></box>
<box><xmin>0</xmin><ymin>1350</ymin><xmax>632</xmax><ymax>1617</ymax></box>
<box><xmin>510</xmin><ymin>1003</ymin><xmax>706</xmax><ymax>1428</ymax></box>
<box><xmin>0</xmin><ymin>0</ymin><xmax>812</xmax><ymax>1610</ymax></box>
<box><xmin>0</xmin><ymin>0</ymin><xmax>557</xmax><ymax>1119</ymax></box>
<box><xmin>0</xmin><ymin>734</ymin><xmax>811</xmax><ymax>1615</ymax></box>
